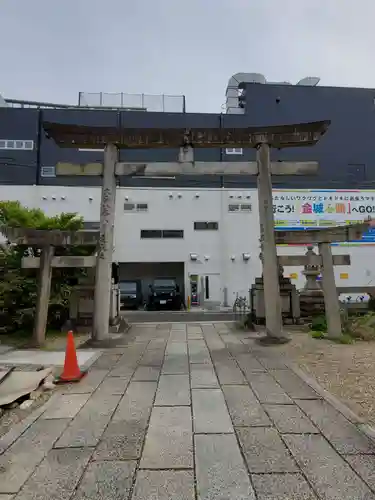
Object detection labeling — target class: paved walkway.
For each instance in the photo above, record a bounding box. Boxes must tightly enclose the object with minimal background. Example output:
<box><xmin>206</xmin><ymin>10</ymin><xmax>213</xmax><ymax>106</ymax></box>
<box><xmin>1</xmin><ymin>322</ymin><xmax>375</xmax><ymax>499</ymax></box>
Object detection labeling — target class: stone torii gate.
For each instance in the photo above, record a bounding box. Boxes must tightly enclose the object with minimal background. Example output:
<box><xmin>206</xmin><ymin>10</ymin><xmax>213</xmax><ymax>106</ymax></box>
<box><xmin>1</xmin><ymin>226</ymin><xmax>99</xmax><ymax>346</ymax></box>
<box><xmin>44</xmin><ymin>119</ymin><xmax>330</xmax><ymax>344</ymax></box>
<box><xmin>275</xmin><ymin>221</ymin><xmax>372</xmax><ymax>338</ymax></box>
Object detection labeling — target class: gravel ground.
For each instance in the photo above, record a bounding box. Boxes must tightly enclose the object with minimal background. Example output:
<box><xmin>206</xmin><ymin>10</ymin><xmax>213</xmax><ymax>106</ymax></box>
<box><xmin>277</xmin><ymin>332</ymin><xmax>375</xmax><ymax>426</ymax></box>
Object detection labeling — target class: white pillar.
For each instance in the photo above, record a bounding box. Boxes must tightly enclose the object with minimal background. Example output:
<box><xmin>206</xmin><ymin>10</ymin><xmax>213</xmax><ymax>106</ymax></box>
<box><xmin>256</xmin><ymin>143</ymin><xmax>287</xmax><ymax>341</ymax></box>
<box><xmin>318</xmin><ymin>242</ymin><xmax>342</xmax><ymax>338</ymax></box>
<box><xmin>93</xmin><ymin>143</ymin><xmax>118</xmax><ymax>341</ymax></box>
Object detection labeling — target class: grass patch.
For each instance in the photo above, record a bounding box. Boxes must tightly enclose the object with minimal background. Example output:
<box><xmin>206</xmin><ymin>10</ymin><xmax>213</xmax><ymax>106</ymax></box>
<box><xmin>309</xmin><ymin>329</ymin><xmax>354</xmax><ymax>344</ymax></box>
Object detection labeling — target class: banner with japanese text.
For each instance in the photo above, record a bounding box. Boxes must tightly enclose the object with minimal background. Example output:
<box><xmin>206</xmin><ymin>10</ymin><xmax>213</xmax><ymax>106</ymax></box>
<box><xmin>272</xmin><ymin>189</ymin><xmax>375</xmax><ymax>245</ymax></box>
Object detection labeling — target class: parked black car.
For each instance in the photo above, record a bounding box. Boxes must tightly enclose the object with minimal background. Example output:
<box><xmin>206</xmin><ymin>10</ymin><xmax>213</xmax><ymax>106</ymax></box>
<box><xmin>147</xmin><ymin>278</ymin><xmax>183</xmax><ymax>310</ymax></box>
<box><xmin>119</xmin><ymin>280</ymin><xmax>143</xmax><ymax>310</ymax></box>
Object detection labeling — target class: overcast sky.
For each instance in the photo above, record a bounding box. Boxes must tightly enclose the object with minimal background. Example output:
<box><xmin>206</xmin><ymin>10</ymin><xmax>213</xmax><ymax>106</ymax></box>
<box><xmin>1</xmin><ymin>0</ymin><xmax>374</xmax><ymax>112</ymax></box>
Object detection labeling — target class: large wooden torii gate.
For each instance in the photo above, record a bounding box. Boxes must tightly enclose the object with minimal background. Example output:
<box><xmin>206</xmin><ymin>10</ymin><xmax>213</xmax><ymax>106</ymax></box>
<box><xmin>44</xmin><ymin>119</ymin><xmax>330</xmax><ymax>344</ymax></box>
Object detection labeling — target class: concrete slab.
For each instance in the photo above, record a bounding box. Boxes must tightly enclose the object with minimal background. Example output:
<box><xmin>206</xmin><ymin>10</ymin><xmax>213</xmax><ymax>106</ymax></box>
<box><xmin>345</xmin><ymin>454</ymin><xmax>375</xmax><ymax>491</ymax></box>
<box><xmin>0</xmin><ymin>419</ymin><xmax>70</xmax><ymax>493</ymax></box>
<box><xmin>93</xmin><ymin>381</ymin><xmax>156</xmax><ymax>461</ymax></box>
<box><xmin>139</xmin><ymin>348</ymin><xmax>166</xmax><ymax>366</ymax></box>
<box><xmin>133</xmin><ymin>365</ymin><xmax>160</xmax><ymax>381</ymax></box>
<box><xmin>95</xmin><ymin>376</ymin><xmax>130</xmax><ymax>394</ymax></box>
<box><xmin>0</xmin><ymin>349</ymin><xmax>100</xmax><ymax>369</ymax></box>
<box><xmin>0</xmin><ymin>368</ymin><xmax>53</xmax><ymax>407</ymax></box>
<box><xmin>192</xmin><ymin>389</ymin><xmax>233</xmax><ymax>434</ymax></box>
<box><xmin>211</xmin><ymin>357</ymin><xmax>246</xmax><ymax>385</ymax></box>
<box><xmin>41</xmin><ymin>393</ymin><xmax>91</xmax><ymax>419</ymax></box>
<box><xmin>72</xmin><ymin>461</ymin><xmax>137</xmax><ymax>500</ymax></box>
<box><xmin>263</xmin><ymin>404</ymin><xmax>319</xmax><ymax>434</ymax></box>
<box><xmin>284</xmin><ymin>433</ymin><xmax>374</xmax><ymax>499</ymax></box>
<box><xmin>297</xmin><ymin>399</ymin><xmax>375</xmax><ymax>454</ymax></box>
<box><xmin>162</xmin><ymin>355</ymin><xmax>189</xmax><ymax>374</ymax></box>
<box><xmin>132</xmin><ymin>470</ymin><xmax>194</xmax><ymax>500</ymax></box>
<box><xmin>169</xmin><ymin>331</ymin><xmax>187</xmax><ymax>342</ymax></box>
<box><xmin>236</xmin><ymin>427</ymin><xmax>298</xmax><ymax>473</ymax></box>
<box><xmin>166</xmin><ymin>342</ymin><xmax>188</xmax><ymax>356</ymax></box>
<box><xmin>270</xmin><ymin>369</ymin><xmax>320</xmax><ymax>399</ymax></box>
<box><xmin>188</xmin><ymin>341</ymin><xmax>211</xmax><ymax>364</ymax></box>
<box><xmin>248</xmin><ymin>372</ymin><xmax>293</xmax><ymax>404</ymax></box>
<box><xmin>222</xmin><ymin>385</ymin><xmax>271</xmax><ymax>427</ymax></box>
<box><xmin>190</xmin><ymin>364</ymin><xmax>219</xmax><ymax>389</ymax></box>
<box><xmin>54</xmin><ymin>394</ymin><xmax>121</xmax><ymax>448</ymax></box>
<box><xmin>252</xmin><ymin>473</ymin><xmax>317</xmax><ymax>500</ymax></box>
<box><xmin>234</xmin><ymin>353</ymin><xmax>266</xmax><ymax>374</ymax></box>
<box><xmin>90</xmin><ymin>353</ymin><xmax>122</xmax><ymax>370</ymax></box>
<box><xmin>15</xmin><ymin>448</ymin><xmax>92</xmax><ymax>500</ymax></box>
<box><xmin>0</xmin><ymin>395</ymin><xmax>59</xmax><ymax>455</ymax></box>
<box><xmin>61</xmin><ymin>369</ymin><xmax>108</xmax><ymax>394</ymax></box>
<box><xmin>195</xmin><ymin>434</ymin><xmax>255</xmax><ymax>500</ymax></box>
<box><xmin>140</xmin><ymin>406</ymin><xmax>193</xmax><ymax>469</ymax></box>
<box><xmin>155</xmin><ymin>375</ymin><xmax>191</xmax><ymax>406</ymax></box>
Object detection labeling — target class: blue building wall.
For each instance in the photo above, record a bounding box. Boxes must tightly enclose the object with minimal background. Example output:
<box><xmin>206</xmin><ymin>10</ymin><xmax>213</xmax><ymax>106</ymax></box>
<box><xmin>0</xmin><ymin>83</ymin><xmax>374</xmax><ymax>188</ymax></box>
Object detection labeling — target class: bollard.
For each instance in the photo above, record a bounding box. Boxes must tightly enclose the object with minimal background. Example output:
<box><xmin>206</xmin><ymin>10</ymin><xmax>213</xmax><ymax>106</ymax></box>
<box><xmin>187</xmin><ymin>295</ymin><xmax>191</xmax><ymax>310</ymax></box>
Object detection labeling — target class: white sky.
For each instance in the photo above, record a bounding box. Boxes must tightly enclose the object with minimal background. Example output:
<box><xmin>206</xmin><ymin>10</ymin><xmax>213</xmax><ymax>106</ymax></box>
<box><xmin>1</xmin><ymin>0</ymin><xmax>374</xmax><ymax>112</ymax></box>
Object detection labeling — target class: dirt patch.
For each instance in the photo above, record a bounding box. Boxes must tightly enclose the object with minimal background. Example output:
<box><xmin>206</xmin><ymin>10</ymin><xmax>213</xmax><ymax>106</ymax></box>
<box><xmin>277</xmin><ymin>332</ymin><xmax>375</xmax><ymax>426</ymax></box>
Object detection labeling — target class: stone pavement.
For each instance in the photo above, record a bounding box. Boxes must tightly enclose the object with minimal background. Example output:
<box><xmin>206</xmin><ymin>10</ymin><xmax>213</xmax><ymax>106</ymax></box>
<box><xmin>1</xmin><ymin>322</ymin><xmax>375</xmax><ymax>499</ymax></box>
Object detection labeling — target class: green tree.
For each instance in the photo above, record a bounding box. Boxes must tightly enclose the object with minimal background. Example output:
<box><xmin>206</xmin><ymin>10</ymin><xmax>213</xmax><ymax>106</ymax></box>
<box><xmin>0</xmin><ymin>201</ymin><xmax>89</xmax><ymax>334</ymax></box>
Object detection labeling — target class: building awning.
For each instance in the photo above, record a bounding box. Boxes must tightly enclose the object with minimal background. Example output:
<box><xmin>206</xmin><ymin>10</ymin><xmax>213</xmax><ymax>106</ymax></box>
<box><xmin>43</xmin><ymin>120</ymin><xmax>330</xmax><ymax>149</ymax></box>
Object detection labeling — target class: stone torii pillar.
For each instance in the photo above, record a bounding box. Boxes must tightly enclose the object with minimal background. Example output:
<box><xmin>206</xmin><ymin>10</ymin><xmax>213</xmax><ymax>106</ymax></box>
<box><xmin>93</xmin><ymin>144</ymin><xmax>118</xmax><ymax>342</ymax></box>
<box><xmin>276</xmin><ymin>222</ymin><xmax>372</xmax><ymax>338</ymax></box>
<box><xmin>256</xmin><ymin>143</ymin><xmax>284</xmax><ymax>342</ymax></box>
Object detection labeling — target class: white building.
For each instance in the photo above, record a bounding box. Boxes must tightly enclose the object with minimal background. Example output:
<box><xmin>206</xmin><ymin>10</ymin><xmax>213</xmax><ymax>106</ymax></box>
<box><xmin>1</xmin><ymin>185</ymin><xmax>374</xmax><ymax>307</ymax></box>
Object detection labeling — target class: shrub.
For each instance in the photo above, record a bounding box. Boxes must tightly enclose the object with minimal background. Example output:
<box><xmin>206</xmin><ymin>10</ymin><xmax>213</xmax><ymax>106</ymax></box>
<box><xmin>311</xmin><ymin>315</ymin><xmax>327</xmax><ymax>332</ymax></box>
<box><xmin>0</xmin><ymin>201</ymin><xmax>88</xmax><ymax>335</ymax></box>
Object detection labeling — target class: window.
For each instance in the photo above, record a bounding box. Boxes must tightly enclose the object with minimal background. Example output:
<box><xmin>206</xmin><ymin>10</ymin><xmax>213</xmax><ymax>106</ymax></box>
<box><xmin>124</xmin><ymin>203</ymin><xmax>136</xmax><ymax>211</ymax></box>
<box><xmin>124</xmin><ymin>202</ymin><xmax>148</xmax><ymax>212</ymax></box>
<box><xmin>228</xmin><ymin>203</ymin><xmax>252</xmax><ymax>212</ymax></box>
<box><xmin>228</xmin><ymin>204</ymin><xmax>240</xmax><ymax>212</ymax></box>
<box><xmin>0</xmin><ymin>140</ymin><xmax>34</xmax><ymax>150</ymax></box>
<box><xmin>162</xmin><ymin>230</ymin><xmax>184</xmax><ymax>239</ymax></box>
<box><xmin>240</xmin><ymin>203</ymin><xmax>252</xmax><ymax>212</ymax></box>
<box><xmin>140</xmin><ymin>229</ymin><xmax>184</xmax><ymax>239</ymax></box>
<box><xmin>141</xmin><ymin>230</ymin><xmax>163</xmax><ymax>239</ymax></box>
<box><xmin>194</xmin><ymin>221</ymin><xmax>219</xmax><ymax>230</ymax></box>
<box><xmin>136</xmin><ymin>203</ymin><xmax>148</xmax><ymax>212</ymax></box>
<box><xmin>225</xmin><ymin>148</ymin><xmax>243</xmax><ymax>155</ymax></box>
<box><xmin>40</xmin><ymin>166</ymin><xmax>56</xmax><ymax>178</ymax></box>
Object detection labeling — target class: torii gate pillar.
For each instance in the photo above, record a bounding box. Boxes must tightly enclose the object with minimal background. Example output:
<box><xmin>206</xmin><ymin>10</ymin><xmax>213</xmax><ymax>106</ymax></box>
<box><xmin>257</xmin><ymin>143</ymin><xmax>287</xmax><ymax>343</ymax></box>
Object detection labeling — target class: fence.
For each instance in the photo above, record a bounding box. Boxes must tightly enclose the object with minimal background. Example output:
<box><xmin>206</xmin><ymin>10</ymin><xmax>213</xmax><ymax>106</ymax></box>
<box><xmin>78</xmin><ymin>92</ymin><xmax>186</xmax><ymax>113</ymax></box>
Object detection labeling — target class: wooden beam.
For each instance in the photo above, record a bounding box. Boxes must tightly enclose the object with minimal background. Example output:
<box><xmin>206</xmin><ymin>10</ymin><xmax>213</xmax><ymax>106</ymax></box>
<box><xmin>278</xmin><ymin>254</ymin><xmax>351</xmax><ymax>267</ymax></box>
<box><xmin>22</xmin><ymin>255</ymin><xmax>96</xmax><ymax>269</ymax></box>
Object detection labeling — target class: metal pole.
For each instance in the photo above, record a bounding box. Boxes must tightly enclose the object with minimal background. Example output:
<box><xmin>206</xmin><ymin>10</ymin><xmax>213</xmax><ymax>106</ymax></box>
<box><xmin>93</xmin><ymin>143</ymin><xmax>118</xmax><ymax>342</ymax></box>
<box><xmin>256</xmin><ymin>143</ymin><xmax>288</xmax><ymax>342</ymax></box>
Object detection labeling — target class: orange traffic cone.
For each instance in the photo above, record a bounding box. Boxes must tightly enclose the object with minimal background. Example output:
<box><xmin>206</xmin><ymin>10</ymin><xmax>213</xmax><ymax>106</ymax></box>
<box><xmin>56</xmin><ymin>331</ymin><xmax>87</xmax><ymax>384</ymax></box>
